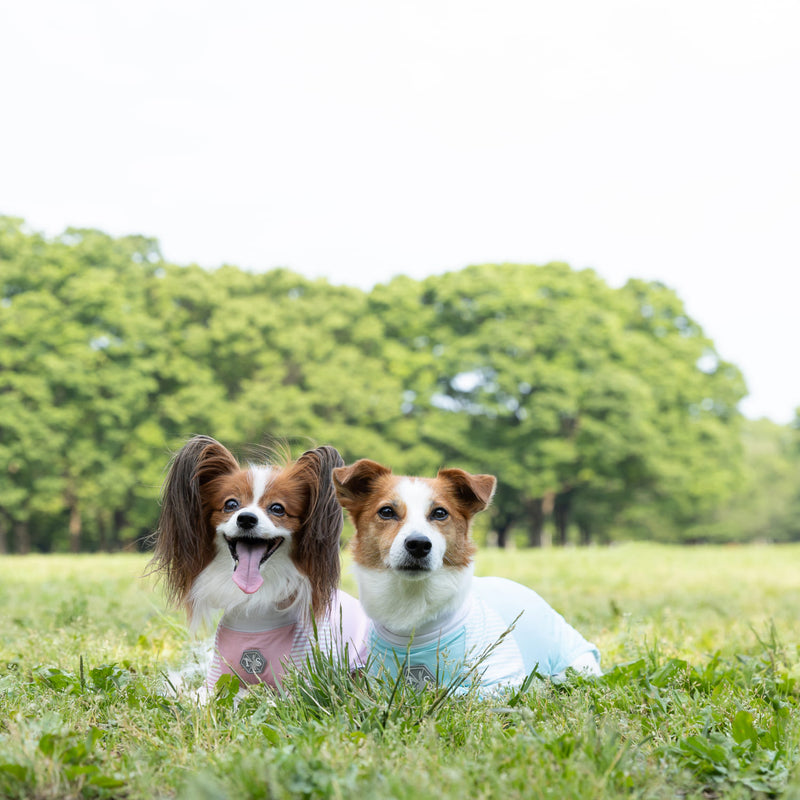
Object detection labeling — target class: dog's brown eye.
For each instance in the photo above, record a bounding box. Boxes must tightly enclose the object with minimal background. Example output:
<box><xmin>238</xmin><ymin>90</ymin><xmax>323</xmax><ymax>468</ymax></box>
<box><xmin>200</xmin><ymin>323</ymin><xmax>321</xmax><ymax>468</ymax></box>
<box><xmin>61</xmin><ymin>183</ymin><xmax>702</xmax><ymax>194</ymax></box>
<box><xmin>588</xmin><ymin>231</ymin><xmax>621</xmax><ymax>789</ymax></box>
<box><xmin>224</xmin><ymin>499</ymin><xmax>240</xmax><ymax>512</ymax></box>
<box><xmin>268</xmin><ymin>503</ymin><xmax>285</xmax><ymax>516</ymax></box>
<box><xmin>431</xmin><ymin>507</ymin><xmax>449</xmax><ymax>521</ymax></box>
<box><xmin>377</xmin><ymin>506</ymin><xmax>396</xmax><ymax>520</ymax></box>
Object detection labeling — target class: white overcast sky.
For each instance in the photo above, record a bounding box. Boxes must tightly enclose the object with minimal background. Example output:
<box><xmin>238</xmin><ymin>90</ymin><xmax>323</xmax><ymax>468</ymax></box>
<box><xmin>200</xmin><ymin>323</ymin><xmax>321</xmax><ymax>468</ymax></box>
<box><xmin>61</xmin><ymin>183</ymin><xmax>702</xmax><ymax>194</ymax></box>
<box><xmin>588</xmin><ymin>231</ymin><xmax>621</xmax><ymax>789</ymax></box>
<box><xmin>2</xmin><ymin>1</ymin><xmax>798</xmax><ymax>422</ymax></box>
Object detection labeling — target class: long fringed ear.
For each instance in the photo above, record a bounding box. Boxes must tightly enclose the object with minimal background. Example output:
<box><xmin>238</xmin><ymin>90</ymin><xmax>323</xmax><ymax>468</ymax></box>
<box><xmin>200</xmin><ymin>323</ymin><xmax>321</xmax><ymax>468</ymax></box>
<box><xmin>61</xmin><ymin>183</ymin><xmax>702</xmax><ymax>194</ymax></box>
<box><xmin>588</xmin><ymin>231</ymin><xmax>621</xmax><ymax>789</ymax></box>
<box><xmin>437</xmin><ymin>468</ymin><xmax>497</xmax><ymax>515</ymax></box>
<box><xmin>332</xmin><ymin>459</ymin><xmax>392</xmax><ymax>510</ymax></box>
<box><xmin>290</xmin><ymin>445</ymin><xmax>345</xmax><ymax>619</ymax></box>
<box><xmin>148</xmin><ymin>435</ymin><xmax>239</xmax><ymax>609</ymax></box>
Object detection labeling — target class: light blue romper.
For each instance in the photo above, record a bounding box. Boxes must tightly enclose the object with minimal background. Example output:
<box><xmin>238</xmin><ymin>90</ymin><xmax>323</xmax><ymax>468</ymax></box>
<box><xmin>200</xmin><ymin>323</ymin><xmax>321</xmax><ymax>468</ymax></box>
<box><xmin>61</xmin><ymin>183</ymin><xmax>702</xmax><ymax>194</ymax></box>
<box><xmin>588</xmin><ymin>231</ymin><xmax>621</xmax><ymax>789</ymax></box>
<box><xmin>367</xmin><ymin>577</ymin><xmax>600</xmax><ymax>691</ymax></box>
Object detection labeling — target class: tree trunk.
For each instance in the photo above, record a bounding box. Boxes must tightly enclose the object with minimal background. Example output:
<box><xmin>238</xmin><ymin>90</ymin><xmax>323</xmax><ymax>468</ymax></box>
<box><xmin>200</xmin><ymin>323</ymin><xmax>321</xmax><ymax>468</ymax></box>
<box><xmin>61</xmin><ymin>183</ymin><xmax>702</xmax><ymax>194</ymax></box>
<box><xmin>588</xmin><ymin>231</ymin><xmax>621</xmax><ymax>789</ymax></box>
<box><xmin>0</xmin><ymin>518</ymin><xmax>7</xmax><ymax>554</ymax></box>
<box><xmin>15</xmin><ymin>521</ymin><xmax>30</xmax><ymax>554</ymax></box>
<box><xmin>527</xmin><ymin>499</ymin><xmax>544</xmax><ymax>547</ymax></box>
<box><xmin>98</xmin><ymin>515</ymin><xmax>108</xmax><ymax>552</ymax></box>
<box><xmin>495</xmin><ymin>523</ymin><xmax>509</xmax><ymax>548</ymax></box>
<box><xmin>554</xmin><ymin>492</ymin><xmax>571</xmax><ymax>546</ymax></box>
<box><xmin>111</xmin><ymin>509</ymin><xmax>126</xmax><ymax>551</ymax></box>
<box><xmin>578</xmin><ymin>521</ymin><xmax>591</xmax><ymax>546</ymax></box>
<box><xmin>69</xmin><ymin>502</ymin><xmax>82</xmax><ymax>553</ymax></box>
<box><xmin>494</xmin><ymin>514</ymin><xmax>514</xmax><ymax>548</ymax></box>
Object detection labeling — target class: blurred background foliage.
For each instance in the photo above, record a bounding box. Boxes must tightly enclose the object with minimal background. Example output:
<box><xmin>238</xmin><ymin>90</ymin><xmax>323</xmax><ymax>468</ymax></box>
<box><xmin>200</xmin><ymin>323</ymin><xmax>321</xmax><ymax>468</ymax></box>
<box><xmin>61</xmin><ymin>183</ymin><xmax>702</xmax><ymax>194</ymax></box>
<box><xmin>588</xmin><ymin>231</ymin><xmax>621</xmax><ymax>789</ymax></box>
<box><xmin>1</xmin><ymin>216</ymin><xmax>798</xmax><ymax>552</ymax></box>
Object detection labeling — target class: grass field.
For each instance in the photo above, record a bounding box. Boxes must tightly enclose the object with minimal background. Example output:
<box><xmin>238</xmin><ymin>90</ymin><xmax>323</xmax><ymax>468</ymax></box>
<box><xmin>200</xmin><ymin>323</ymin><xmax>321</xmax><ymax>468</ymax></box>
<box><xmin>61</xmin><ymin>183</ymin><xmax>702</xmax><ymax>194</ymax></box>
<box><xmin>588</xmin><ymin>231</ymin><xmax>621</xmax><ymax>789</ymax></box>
<box><xmin>1</xmin><ymin>543</ymin><xmax>799</xmax><ymax>799</ymax></box>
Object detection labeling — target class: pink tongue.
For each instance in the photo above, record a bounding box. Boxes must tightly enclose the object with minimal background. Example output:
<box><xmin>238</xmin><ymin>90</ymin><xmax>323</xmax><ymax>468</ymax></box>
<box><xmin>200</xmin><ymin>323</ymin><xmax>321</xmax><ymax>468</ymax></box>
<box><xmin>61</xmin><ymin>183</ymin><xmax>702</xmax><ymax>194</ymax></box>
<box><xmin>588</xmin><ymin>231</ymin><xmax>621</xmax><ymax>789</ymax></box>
<box><xmin>232</xmin><ymin>540</ymin><xmax>269</xmax><ymax>594</ymax></box>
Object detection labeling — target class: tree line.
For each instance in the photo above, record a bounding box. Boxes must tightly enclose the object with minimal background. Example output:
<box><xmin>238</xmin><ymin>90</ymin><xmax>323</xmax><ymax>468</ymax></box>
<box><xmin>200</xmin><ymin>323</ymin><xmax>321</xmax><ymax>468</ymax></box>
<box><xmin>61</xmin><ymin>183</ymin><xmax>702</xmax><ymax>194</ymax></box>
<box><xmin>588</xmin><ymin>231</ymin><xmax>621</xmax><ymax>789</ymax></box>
<box><xmin>1</xmin><ymin>216</ymin><xmax>798</xmax><ymax>553</ymax></box>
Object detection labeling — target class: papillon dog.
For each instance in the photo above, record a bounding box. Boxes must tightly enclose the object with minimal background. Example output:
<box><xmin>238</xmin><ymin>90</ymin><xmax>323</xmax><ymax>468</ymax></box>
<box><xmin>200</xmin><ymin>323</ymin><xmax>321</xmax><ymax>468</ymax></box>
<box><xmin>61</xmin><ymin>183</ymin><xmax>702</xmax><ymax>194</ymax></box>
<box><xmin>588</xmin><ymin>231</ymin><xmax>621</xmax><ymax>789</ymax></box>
<box><xmin>333</xmin><ymin>459</ymin><xmax>600</xmax><ymax>692</ymax></box>
<box><xmin>150</xmin><ymin>435</ymin><xmax>368</xmax><ymax>691</ymax></box>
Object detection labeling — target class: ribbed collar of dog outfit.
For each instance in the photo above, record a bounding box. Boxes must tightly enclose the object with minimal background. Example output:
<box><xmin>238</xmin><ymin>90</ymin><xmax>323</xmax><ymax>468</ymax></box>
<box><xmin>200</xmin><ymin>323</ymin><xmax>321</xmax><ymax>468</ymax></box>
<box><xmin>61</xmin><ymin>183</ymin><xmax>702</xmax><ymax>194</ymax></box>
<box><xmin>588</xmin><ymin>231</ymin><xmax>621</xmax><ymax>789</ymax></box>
<box><xmin>371</xmin><ymin>595</ymin><xmax>473</xmax><ymax>646</ymax></box>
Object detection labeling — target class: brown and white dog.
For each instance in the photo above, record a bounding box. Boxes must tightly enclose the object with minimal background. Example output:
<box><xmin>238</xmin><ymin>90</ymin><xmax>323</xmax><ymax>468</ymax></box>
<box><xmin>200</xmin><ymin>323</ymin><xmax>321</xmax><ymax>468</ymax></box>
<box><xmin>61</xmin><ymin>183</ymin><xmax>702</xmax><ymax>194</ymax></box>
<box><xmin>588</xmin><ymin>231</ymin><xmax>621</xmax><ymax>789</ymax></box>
<box><xmin>150</xmin><ymin>435</ymin><xmax>368</xmax><ymax>691</ymax></box>
<box><xmin>333</xmin><ymin>459</ymin><xmax>600</xmax><ymax>692</ymax></box>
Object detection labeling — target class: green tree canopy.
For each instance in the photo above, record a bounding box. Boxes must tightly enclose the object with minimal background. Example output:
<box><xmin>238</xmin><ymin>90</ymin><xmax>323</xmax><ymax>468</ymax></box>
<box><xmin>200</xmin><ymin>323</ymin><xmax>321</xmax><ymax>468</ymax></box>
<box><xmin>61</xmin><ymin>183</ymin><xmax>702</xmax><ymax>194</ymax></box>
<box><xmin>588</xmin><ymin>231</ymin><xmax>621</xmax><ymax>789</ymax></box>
<box><xmin>366</xmin><ymin>264</ymin><xmax>747</xmax><ymax>544</ymax></box>
<box><xmin>1</xmin><ymin>217</ymin><xmax>793</xmax><ymax>552</ymax></box>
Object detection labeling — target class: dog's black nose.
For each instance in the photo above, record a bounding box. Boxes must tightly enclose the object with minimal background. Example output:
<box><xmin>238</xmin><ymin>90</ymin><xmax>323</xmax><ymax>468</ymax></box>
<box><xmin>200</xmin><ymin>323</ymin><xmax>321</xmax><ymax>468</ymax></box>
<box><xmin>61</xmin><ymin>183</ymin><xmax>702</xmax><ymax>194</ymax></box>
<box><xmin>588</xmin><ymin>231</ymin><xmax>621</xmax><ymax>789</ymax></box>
<box><xmin>237</xmin><ymin>512</ymin><xmax>259</xmax><ymax>530</ymax></box>
<box><xmin>404</xmin><ymin>535</ymin><xmax>432</xmax><ymax>559</ymax></box>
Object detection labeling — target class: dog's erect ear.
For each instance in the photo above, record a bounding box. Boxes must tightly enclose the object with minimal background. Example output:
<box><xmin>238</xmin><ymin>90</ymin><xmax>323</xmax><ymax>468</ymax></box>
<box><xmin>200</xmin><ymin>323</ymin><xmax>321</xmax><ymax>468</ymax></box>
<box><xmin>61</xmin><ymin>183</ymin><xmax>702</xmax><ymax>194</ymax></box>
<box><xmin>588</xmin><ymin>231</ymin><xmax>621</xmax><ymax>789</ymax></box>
<box><xmin>437</xmin><ymin>468</ymin><xmax>497</xmax><ymax>515</ymax></box>
<box><xmin>148</xmin><ymin>435</ymin><xmax>239</xmax><ymax>609</ymax></box>
<box><xmin>332</xmin><ymin>459</ymin><xmax>392</xmax><ymax>508</ymax></box>
<box><xmin>290</xmin><ymin>445</ymin><xmax>345</xmax><ymax>619</ymax></box>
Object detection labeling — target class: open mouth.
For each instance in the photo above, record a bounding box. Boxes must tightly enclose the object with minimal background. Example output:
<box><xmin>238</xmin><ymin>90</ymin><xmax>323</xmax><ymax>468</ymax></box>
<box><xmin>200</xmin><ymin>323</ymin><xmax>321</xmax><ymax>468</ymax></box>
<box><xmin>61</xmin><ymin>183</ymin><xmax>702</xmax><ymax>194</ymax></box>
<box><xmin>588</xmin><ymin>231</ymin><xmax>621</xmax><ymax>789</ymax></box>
<box><xmin>224</xmin><ymin>536</ymin><xmax>283</xmax><ymax>594</ymax></box>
